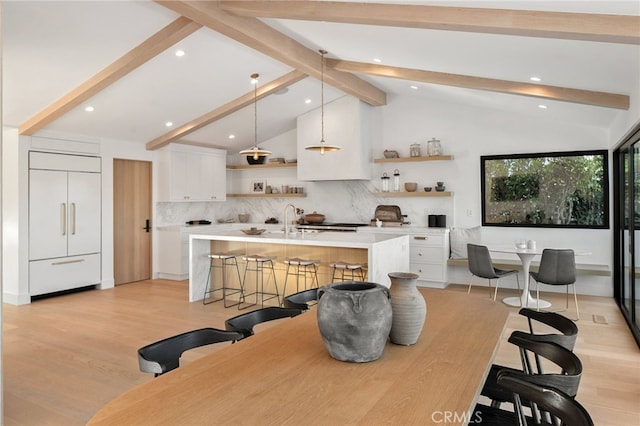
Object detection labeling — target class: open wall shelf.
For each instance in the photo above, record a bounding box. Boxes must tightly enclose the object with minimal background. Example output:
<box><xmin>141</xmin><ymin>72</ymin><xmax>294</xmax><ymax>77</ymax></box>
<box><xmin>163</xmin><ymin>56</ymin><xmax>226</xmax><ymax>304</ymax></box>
<box><xmin>372</xmin><ymin>191</ymin><xmax>452</xmax><ymax>197</ymax></box>
<box><xmin>373</xmin><ymin>155</ymin><xmax>453</xmax><ymax>164</ymax></box>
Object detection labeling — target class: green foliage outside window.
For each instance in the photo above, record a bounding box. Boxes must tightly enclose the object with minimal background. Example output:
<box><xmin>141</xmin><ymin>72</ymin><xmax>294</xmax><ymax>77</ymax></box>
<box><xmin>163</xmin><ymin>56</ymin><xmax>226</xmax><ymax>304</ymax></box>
<box><xmin>481</xmin><ymin>150</ymin><xmax>609</xmax><ymax>228</ymax></box>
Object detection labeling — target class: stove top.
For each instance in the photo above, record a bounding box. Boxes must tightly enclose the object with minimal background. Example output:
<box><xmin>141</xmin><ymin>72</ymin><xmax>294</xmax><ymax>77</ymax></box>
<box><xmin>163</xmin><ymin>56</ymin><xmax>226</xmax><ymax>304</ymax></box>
<box><xmin>296</xmin><ymin>222</ymin><xmax>369</xmax><ymax>232</ymax></box>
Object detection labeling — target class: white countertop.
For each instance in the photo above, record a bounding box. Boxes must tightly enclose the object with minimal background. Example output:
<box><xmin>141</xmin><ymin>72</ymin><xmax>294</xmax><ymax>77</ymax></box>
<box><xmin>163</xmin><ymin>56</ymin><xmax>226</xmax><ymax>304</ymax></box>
<box><xmin>190</xmin><ymin>228</ymin><xmax>408</xmax><ymax>249</ymax></box>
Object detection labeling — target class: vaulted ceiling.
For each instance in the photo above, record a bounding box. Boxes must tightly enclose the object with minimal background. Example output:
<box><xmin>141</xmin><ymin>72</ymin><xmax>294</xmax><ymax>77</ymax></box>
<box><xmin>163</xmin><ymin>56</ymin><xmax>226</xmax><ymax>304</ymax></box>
<box><xmin>3</xmin><ymin>1</ymin><xmax>639</xmax><ymax>153</ymax></box>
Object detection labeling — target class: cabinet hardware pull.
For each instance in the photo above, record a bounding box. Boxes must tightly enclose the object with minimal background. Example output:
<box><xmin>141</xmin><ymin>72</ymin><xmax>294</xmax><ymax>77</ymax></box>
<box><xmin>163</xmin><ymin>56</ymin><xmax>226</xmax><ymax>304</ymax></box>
<box><xmin>414</xmin><ymin>236</ymin><xmax>427</xmax><ymax>240</ymax></box>
<box><xmin>51</xmin><ymin>258</ymin><xmax>85</xmax><ymax>266</ymax></box>
<box><xmin>71</xmin><ymin>203</ymin><xmax>76</xmax><ymax>235</ymax></box>
<box><xmin>143</xmin><ymin>219</ymin><xmax>151</xmax><ymax>232</ymax></box>
<box><xmin>61</xmin><ymin>203</ymin><xmax>67</xmax><ymax>236</ymax></box>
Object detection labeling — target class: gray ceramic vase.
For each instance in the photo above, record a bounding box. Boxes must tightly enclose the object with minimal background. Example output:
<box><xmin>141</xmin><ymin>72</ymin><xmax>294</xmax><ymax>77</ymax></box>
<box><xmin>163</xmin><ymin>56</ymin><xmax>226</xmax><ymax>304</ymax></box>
<box><xmin>317</xmin><ymin>282</ymin><xmax>392</xmax><ymax>362</ymax></box>
<box><xmin>388</xmin><ymin>272</ymin><xmax>426</xmax><ymax>345</ymax></box>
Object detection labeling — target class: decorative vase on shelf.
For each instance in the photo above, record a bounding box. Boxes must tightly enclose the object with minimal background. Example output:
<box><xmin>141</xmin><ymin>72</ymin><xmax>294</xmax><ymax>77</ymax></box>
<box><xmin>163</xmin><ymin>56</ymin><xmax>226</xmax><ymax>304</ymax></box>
<box><xmin>317</xmin><ymin>282</ymin><xmax>392</xmax><ymax>362</ymax></box>
<box><xmin>388</xmin><ymin>272</ymin><xmax>426</xmax><ymax>345</ymax></box>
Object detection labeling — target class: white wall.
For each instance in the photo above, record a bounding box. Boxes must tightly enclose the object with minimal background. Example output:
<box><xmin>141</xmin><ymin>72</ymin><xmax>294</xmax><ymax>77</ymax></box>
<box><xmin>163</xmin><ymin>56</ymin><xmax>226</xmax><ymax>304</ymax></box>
<box><xmin>610</xmin><ymin>46</ymin><xmax>640</xmax><ymax>146</ymax></box>
<box><xmin>2</xmin><ymin>127</ymin><xmax>29</xmax><ymax>304</ymax></box>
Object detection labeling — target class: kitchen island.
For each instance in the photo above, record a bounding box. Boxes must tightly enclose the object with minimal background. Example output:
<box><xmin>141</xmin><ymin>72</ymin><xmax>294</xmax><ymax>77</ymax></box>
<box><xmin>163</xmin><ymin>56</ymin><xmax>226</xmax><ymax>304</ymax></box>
<box><xmin>189</xmin><ymin>230</ymin><xmax>410</xmax><ymax>302</ymax></box>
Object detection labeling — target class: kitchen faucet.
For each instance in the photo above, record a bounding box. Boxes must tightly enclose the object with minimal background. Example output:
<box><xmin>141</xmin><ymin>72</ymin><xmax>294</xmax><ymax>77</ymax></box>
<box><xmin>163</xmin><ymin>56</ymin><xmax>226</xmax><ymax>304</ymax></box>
<box><xmin>283</xmin><ymin>203</ymin><xmax>297</xmax><ymax>237</ymax></box>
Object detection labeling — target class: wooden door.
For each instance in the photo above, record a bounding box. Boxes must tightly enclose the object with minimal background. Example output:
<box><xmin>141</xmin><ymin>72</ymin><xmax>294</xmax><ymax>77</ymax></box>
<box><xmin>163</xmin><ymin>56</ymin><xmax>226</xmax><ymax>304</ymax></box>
<box><xmin>113</xmin><ymin>159</ymin><xmax>152</xmax><ymax>285</ymax></box>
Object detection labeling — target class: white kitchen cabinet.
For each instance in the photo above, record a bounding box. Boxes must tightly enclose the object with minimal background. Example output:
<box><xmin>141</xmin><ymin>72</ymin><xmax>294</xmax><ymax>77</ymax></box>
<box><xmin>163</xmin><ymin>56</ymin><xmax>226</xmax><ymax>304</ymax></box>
<box><xmin>157</xmin><ymin>145</ymin><xmax>226</xmax><ymax>202</ymax></box>
<box><xmin>157</xmin><ymin>228</ymin><xmax>189</xmax><ymax>280</ymax></box>
<box><xmin>297</xmin><ymin>95</ymin><xmax>373</xmax><ymax>181</ymax></box>
<box><xmin>358</xmin><ymin>227</ymin><xmax>449</xmax><ymax>288</ymax></box>
<box><xmin>157</xmin><ymin>225</ymin><xmax>227</xmax><ymax>280</ymax></box>
<box><xmin>409</xmin><ymin>231</ymin><xmax>450</xmax><ymax>288</ymax></box>
<box><xmin>29</xmin><ymin>151</ymin><xmax>102</xmax><ymax>296</ymax></box>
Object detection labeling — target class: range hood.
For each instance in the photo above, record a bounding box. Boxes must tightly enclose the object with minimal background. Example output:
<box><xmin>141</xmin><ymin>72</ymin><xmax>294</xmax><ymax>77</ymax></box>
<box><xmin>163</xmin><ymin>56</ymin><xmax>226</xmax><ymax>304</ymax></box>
<box><xmin>296</xmin><ymin>96</ymin><xmax>375</xmax><ymax>181</ymax></box>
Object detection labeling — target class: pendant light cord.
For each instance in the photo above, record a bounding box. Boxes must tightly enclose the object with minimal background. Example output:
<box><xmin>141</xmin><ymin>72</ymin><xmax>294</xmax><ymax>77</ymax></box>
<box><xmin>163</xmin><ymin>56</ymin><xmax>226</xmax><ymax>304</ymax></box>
<box><xmin>320</xmin><ymin>49</ymin><xmax>326</xmax><ymax>143</ymax></box>
<box><xmin>252</xmin><ymin>73</ymin><xmax>258</xmax><ymax>147</ymax></box>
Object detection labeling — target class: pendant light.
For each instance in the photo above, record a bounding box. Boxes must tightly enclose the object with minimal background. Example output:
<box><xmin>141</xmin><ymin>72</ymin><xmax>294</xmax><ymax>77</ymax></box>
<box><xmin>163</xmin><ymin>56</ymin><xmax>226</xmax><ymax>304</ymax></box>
<box><xmin>239</xmin><ymin>73</ymin><xmax>272</xmax><ymax>161</ymax></box>
<box><xmin>305</xmin><ymin>49</ymin><xmax>340</xmax><ymax>155</ymax></box>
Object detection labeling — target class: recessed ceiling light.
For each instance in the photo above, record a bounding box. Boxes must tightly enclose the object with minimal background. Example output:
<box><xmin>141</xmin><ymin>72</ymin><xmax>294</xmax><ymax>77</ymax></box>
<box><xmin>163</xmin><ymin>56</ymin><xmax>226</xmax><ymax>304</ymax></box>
<box><xmin>175</xmin><ymin>50</ymin><xmax>185</xmax><ymax>57</ymax></box>
<box><xmin>538</xmin><ymin>104</ymin><xmax>547</xmax><ymax>109</ymax></box>
<box><xmin>165</xmin><ymin>121</ymin><xmax>173</xmax><ymax>127</ymax></box>
<box><xmin>305</xmin><ymin>98</ymin><xmax>312</xmax><ymax>104</ymax></box>
<box><xmin>530</xmin><ymin>76</ymin><xmax>541</xmax><ymax>82</ymax></box>
<box><xmin>373</xmin><ymin>58</ymin><xmax>382</xmax><ymax>63</ymax></box>
<box><xmin>84</xmin><ymin>106</ymin><xmax>94</xmax><ymax>112</ymax></box>
<box><xmin>228</xmin><ymin>134</ymin><xmax>236</xmax><ymax>139</ymax></box>
<box><xmin>410</xmin><ymin>85</ymin><xmax>419</xmax><ymax>90</ymax></box>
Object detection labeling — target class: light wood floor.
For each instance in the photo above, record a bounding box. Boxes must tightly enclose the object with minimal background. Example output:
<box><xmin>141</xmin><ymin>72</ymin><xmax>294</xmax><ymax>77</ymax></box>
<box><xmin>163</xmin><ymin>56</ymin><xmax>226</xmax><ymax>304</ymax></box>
<box><xmin>3</xmin><ymin>279</ymin><xmax>639</xmax><ymax>425</ymax></box>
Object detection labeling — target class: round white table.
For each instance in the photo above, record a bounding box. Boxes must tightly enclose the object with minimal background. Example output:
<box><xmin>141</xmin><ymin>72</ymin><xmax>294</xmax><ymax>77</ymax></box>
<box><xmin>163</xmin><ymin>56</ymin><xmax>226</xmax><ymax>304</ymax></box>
<box><xmin>488</xmin><ymin>246</ymin><xmax>591</xmax><ymax>308</ymax></box>
<box><xmin>489</xmin><ymin>247</ymin><xmax>550</xmax><ymax>308</ymax></box>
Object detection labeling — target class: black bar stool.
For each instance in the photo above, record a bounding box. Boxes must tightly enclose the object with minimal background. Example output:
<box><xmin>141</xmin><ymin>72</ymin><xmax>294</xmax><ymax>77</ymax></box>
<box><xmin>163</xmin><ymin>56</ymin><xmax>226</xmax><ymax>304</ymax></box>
<box><xmin>282</xmin><ymin>258</ymin><xmax>320</xmax><ymax>301</ymax></box>
<box><xmin>203</xmin><ymin>253</ymin><xmax>243</xmax><ymax>307</ymax></box>
<box><xmin>329</xmin><ymin>261</ymin><xmax>365</xmax><ymax>282</ymax></box>
<box><xmin>239</xmin><ymin>254</ymin><xmax>280</xmax><ymax>309</ymax></box>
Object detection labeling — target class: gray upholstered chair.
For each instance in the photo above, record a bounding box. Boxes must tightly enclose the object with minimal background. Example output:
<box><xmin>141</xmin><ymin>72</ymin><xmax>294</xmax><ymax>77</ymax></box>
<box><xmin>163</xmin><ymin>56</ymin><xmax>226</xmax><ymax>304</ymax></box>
<box><xmin>467</xmin><ymin>243</ymin><xmax>521</xmax><ymax>301</ymax></box>
<box><xmin>530</xmin><ymin>249</ymin><xmax>579</xmax><ymax>320</ymax></box>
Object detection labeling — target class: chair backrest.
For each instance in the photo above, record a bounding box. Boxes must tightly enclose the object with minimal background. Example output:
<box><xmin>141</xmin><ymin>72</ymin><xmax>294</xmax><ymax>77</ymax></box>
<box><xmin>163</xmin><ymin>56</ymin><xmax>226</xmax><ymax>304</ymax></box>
<box><xmin>467</xmin><ymin>243</ymin><xmax>499</xmax><ymax>279</ymax></box>
<box><xmin>507</xmin><ymin>333</ymin><xmax>582</xmax><ymax>398</ymax></box>
<box><xmin>497</xmin><ymin>372</ymin><xmax>594</xmax><ymax>426</ymax></box>
<box><xmin>283</xmin><ymin>288</ymin><xmax>318</xmax><ymax>310</ymax></box>
<box><xmin>519</xmin><ymin>308</ymin><xmax>578</xmax><ymax>351</ymax></box>
<box><xmin>225</xmin><ymin>307</ymin><xmax>303</xmax><ymax>338</ymax></box>
<box><xmin>138</xmin><ymin>327</ymin><xmax>243</xmax><ymax>376</ymax></box>
<box><xmin>535</xmin><ymin>249</ymin><xmax>576</xmax><ymax>285</ymax></box>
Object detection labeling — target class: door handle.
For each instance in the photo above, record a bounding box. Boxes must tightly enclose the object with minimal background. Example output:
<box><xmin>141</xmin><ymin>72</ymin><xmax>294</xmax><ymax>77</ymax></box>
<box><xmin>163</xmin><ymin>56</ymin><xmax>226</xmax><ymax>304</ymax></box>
<box><xmin>61</xmin><ymin>203</ymin><xmax>67</xmax><ymax>236</ymax></box>
<box><xmin>71</xmin><ymin>203</ymin><xmax>76</xmax><ymax>235</ymax></box>
<box><xmin>143</xmin><ymin>219</ymin><xmax>151</xmax><ymax>232</ymax></box>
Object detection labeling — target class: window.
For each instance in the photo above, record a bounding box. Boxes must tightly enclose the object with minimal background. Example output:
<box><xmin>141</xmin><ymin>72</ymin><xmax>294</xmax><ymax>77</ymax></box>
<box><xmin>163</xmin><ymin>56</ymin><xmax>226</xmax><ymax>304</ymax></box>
<box><xmin>481</xmin><ymin>150</ymin><xmax>609</xmax><ymax>228</ymax></box>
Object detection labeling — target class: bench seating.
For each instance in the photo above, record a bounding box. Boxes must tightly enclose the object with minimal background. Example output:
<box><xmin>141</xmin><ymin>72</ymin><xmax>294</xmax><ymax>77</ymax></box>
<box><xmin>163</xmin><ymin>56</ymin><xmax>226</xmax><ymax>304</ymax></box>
<box><xmin>447</xmin><ymin>258</ymin><xmax>611</xmax><ymax>277</ymax></box>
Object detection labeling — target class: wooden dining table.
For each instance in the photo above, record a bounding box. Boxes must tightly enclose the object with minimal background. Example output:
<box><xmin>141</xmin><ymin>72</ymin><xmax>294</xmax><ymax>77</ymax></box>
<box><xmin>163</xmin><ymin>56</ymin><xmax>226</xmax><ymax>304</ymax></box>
<box><xmin>88</xmin><ymin>288</ymin><xmax>509</xmax><ymax>426</ymax></box>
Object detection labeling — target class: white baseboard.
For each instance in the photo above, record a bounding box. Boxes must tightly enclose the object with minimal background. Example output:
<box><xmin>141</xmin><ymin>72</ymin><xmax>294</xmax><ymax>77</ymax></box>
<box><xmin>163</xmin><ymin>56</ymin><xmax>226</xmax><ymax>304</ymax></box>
<box><xmin>3</xmin><ymin>291</ymin><xmax>32</xmax><ymax>305</ymax></box>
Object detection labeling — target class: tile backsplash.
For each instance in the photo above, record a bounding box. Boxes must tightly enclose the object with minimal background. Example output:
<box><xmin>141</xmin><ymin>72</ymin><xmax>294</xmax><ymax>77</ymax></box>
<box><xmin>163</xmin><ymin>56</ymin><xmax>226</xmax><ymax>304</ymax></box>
<box><xmin>156</xmin><ymin>180</ymin><xmax>452</xmax><ymax>227</ymax></box>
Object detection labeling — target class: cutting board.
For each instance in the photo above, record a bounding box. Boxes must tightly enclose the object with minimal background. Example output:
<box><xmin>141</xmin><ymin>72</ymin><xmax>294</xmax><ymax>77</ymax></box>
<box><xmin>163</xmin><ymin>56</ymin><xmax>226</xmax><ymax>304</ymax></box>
<box><xmin>374</xmin><ymin>205</ymin><xmax>402</xmax><ymax>222</ymax></box>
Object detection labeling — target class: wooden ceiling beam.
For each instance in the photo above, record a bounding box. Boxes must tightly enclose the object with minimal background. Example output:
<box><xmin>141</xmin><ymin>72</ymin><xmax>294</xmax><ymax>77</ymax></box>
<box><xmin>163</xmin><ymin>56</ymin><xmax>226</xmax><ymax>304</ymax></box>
<box><xmin>19</xmin><ymin>17</ymin><xmax>202</xmax><ymax>136</ymax></box>
<box><xmin>220</xmin><ymin>1</ymin><xmax>640</xmax><ymax>45</ymax></box>
<box><xmin>154</xmin><ymin>0</ymin><xmax>386</xmax><ymax>106</ymax></box>
<box><xmin>146</xmin><ymin>70</ymin><xmax>307</xmax><ymax>151</ymax></box>
<box><xmin>328</xmin><ymin>59</ymin><xmax>629</xmax><ymax>110</ymax></box>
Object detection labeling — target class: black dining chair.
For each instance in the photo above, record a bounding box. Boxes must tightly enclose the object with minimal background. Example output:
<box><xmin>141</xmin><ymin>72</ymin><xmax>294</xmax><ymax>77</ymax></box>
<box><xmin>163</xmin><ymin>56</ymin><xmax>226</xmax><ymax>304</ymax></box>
<box><xmin>475</xmin><ymin>370</ymin><xmax>593</xmax><ymax>426</ymax></box>
<box><xmin>283</xmin><ymin>288</ymin><xmax>318</xmax><ymax>310</ymax></box>
<box><xmin>476</xmin><ymin>333</ymin><xmax>583</xmax><ymax>420</ymax></box>
<box><xmin>224</xmin><ymin>306</ymin><xmax>303</xmax><ymax>339</ymax></box>
<box><xmin>467</xmin><ymin>243</ymin><xmax>521</xmax><ymax>301</ymax></box>
<box><xmin>530</xmin><ymin>248</ymin><xmax>579</xmax><ymax>320</ymax></box>
<box><xmin>481</xmin><ymin>308</ymin><xmax>579</xmax><ymax>407</ymax></box>
<box><xmin>138</xmin><ymin>327</ymin><xmax>244</xmax><ymax>377</ymax></box>
<box><xmin>502</xmin><ymin>371</ymin><xmax>593</xmax><ymax>426</ymax></box>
